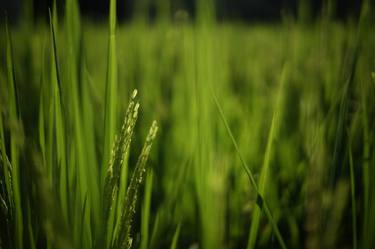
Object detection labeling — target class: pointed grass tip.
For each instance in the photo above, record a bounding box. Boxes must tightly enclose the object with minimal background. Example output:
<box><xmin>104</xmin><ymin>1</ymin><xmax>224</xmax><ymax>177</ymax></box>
<box><xmin>131</xmin><ymin>89</ymin><xmax>138</xmax><ymax>99</ymax></box>
<box><xmin>148</xmin><ymin>121</ymin><xmax>158</xmax><ymax>141</ymax></box>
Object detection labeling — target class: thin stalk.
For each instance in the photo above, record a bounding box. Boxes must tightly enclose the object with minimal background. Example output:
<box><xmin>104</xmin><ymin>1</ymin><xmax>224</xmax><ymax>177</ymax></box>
<box><xmin>248</xmin><ymin>65</ymin><xmax>286</xmax><ymax>249</ymax></box>
<box><xmin>348</xmin><ymin>140</ymin><xmax>357</xmax><ymax>249</ymax></box>
<box><xmin>170</xmin><ymin>223</ymin><xmax>181</xmax><ymax>249</ymax></box>
<box><xmin>5</xmin><ymin>21</ymin><xmax>23</xmax><ymax>249</ymax></box>
<box><xmin>102</xmin><ymin>0</ymin><xmax>118</xmax><ymax>184</ymax></box>
<box><xmin>212</xmin><ymin>87</ymin><xmax>287</xmax><ymax>249</ymax></box>
<box><xmin>140</xmin><ymin>170</ymin><xmax>154</xmax><ymax>249</ymax></box>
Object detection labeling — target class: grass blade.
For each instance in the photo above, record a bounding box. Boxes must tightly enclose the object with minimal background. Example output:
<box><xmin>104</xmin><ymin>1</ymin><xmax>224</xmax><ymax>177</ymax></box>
<box><xmin>348</xmin><ymin>137</ymin><xmax>357</xmax><ymax>249</ymax></box>
<box><xmin>30</xmin><ymin>148</ymin><xmax>75</xmax><ymax>249</ymax></box>
<box><xmin>212</xmin><ymin>64</ymin><xmax>288</xmax><ymax>249</ymax></box>
<box><xmin>169</xmin><ymin>223</ymin><xmax>181</xmax><ymax>249</ymax></box>
<box><xmin>0</xmin><ymin>89</ymin><xmax>13</xmax><ymax>220</ymax></box>
<box><xmin>5</xmin><ymin>20</ymin><xmax>23</xmax><ymax>249</ymax></box>
<box><xmin>247</xmin><ymin>65</ymin><xmax>288</xmax><ymax>249</ymax></box>
<box><xmin>102</xmin><ymin>0</ymin><xmax>118</xmax><ymax>185</ymax></box>
<box><xmin>140</xmin><ymin>170</ymin><xmax>154</xmax><ymax>249</ymax></box>
<box><xmin>49</xmin><ymin>8</ymin><xmax>69</xmax><ymax>224</ymax></box>
<box><xmin>360</xmin><ymin>75</ymin><xmax>370</xmax><ymax>248</ymax></box>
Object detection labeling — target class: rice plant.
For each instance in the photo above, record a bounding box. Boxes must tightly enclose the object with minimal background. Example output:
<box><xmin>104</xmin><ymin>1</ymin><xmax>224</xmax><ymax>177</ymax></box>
<box><xmin>0</xmin><ymin>1</ymin><xmax>159</xmax><ymax>248</ymax></box>
<box><xmin>1</xmin><ymin>0</ymin><xmax>374</xmax><ymax>248</ymax></box>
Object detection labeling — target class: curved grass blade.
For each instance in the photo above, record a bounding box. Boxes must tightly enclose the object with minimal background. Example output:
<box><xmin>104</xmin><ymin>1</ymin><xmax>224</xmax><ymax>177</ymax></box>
<box><xmin>212</xmin><ymin>68</ymin><xmax>288</xmax><ymax>249</ymax></box>
<box><xmin>5</xmin><ymin>20</ymin><xmax>23</xmax><ymax>249</ymax></box>
<box><xmin>169</xmin><ymin>222</ymin><xmax>181</xmax><ymax>249</ymax></box>
<box><xmin>247</xmin><ymin>65</ymin><xmax>288</xmax><ymax>249</ymax></box>
<box><xmin>348</xmin><ymin>137</ymin><xmax>357</xmax><ymax>249</ymax></box>
<box><xmin>49</xmin><ymin>9</ymin><xmax>69</xmax><ymax>223</ymax></box>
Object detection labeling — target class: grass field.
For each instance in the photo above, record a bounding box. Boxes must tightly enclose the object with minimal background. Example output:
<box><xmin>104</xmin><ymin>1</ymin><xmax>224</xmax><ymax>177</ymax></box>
<box><xmin>1</xmin><ymin>0</ymin><xmax>375</xmax><ymax>248</ymax></box>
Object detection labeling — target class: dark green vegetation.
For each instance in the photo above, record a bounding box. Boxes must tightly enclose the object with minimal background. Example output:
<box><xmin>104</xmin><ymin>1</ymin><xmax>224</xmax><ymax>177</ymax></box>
<box><xmin>1</xmin><ymin>0</ymin><xmax>375</xmax><ymax>248</ymax></box>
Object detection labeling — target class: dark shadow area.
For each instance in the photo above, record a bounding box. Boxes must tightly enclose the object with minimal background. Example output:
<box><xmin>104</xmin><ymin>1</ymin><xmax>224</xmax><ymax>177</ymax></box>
<box><xmin>0</xmin><ymin>0</ymin><xmax>367</xmax><ymax>24</ymax></box>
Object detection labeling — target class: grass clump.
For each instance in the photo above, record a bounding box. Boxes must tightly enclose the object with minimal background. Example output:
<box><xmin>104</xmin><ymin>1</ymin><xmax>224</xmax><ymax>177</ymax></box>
<box><xmin>1</xmin><ymin>0</ymin><xmax>375</xmax><ymax>248</ymax></box>
<box><xmin>103</xmin><ymin>89</ymin><xmax>158</xmax><ymax>249</ymax></box>
<box><xmin>0</xmin><ymin>1</ymin><xmax>159</xmax><ymax>247</ymax></box>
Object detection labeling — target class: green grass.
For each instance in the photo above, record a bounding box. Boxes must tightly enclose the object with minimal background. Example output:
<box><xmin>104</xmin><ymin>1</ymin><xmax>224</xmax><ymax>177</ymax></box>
<box><xmin>246</xmin><ymin>64</ymin><xmax>288</xmax><ymax>249</ymax></box>
<box><xmin>348</xmin><ymin>139</ymin><xmax>358</xmax><ymax>249</ymax></box>
<box><xmin>5</xmin><ymin>20</ymin><xmax>23</xmax><ymax>249</ymax></box>
<box><xmin>0</xmin><ymin>0</ymin><xmax>375</xmax><ymax>249</ymax></box>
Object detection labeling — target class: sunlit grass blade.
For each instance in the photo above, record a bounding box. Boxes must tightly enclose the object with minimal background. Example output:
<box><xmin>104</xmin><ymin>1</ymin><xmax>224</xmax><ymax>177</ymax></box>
<box><xmin>66</xmin><ymin>0</ymin><xmax>100</xmax><ymax>236</ymax></box>
<box><xmin>102</xmin><ymin>0</ymin><xmax>118</xmax><ymax>185</ymax></box>
<box><xmin>65</xmin><ymin>0</ymin><xmax>81</xmax><ymax>55</ymax></box>
<box><xmin>169</xmin><ymin>223</ymin><xmax>181</xmax><ymax>249</ymax></box>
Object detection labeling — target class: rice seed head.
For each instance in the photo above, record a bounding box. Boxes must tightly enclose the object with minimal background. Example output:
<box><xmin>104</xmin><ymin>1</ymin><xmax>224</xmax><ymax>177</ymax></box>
<box><xmin>0</xmin><ymin>192</ymin><xmax>8</xmax><ymax>216</ymax></box>
<box><xmin>0</xmin><ymin>146</ymin><xmax>14</xmax><ymax>214</ymax></box>
<box><xmin>114</xmin><ymin>120</ymin><xmax>158</xmax><ymax>249</ymax></box>
<box><xmin>102</xmin><ymin>89</ymin><xmax>158</xmax><ymax>249</ymax></box>
<box><xmin>131</xmin><ymin>89</ymin><xmax>138</xmax><ymax>99</ymax></box>
<box><xmin>103</xmin><ymin>90</ymin><xmax>140</xmax><ymax>222</ymax></box>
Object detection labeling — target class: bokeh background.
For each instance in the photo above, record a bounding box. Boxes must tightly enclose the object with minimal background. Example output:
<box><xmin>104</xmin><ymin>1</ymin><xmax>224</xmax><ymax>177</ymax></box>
<box><xmin>0</xmin><ymin>0</ymin><xmax>367</xmax><ymax>22</ymax></box>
